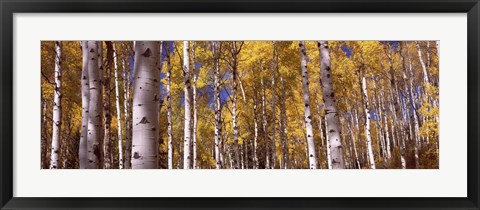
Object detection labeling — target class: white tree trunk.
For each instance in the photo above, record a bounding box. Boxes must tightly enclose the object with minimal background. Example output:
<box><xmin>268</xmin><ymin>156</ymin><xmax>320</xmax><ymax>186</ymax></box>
<box><xmin>299</xmin><ymin>41</ymin><xmax>317</xmax><ymax>169</ymax></box>
<box><xmin>324</xmin><ymin>115</ymin><xmax>332</xmax><ymax>169</ymax></box>
<box><xmin>192</xmin><ymin>42</ymin><xmax>198</xmax><ymax>169</ymax></box>
<box><xmin>318</xmin><ymin>41</ymin><xmax>345</xmax><ymax>169</ymax></box>
<box><xmin>213</xmin><ymin>41</ymin><xmax>223</xmax><ymax>169</ymax></box>
<box><xmin>360</xmin><ymin>67</ymin><xmax>376</xmax><ymax>169</ymax></box>
<box><xmin>261</xmin><ymin>77</ymin><xmax>270</xmax><ymax>169</ymax></box>
<box><xmin>407</xmin><ymin>45</ymin><xmax>421</xmax><ymax>168</ymax></box>
<box><xmin>380</xmin><ymin>87</ymin><xmax>391</xmax><ymax>159</ymax></box>
<box><xmin>279</xmin><ymin>75</ymin><xmax>288</xmax><ymax>169</ymax></box>
<box><xmin>86</xmin><ymin>41</ymin><xmax>102</xmax><ymax>169</ymax></box>
<box><xmin>238</xmin><ymin>76</ymin><xmax>248</xmax><ymax>169</ymax></box>
<box><xmin>183</xmin><ymin>41</ymin><xmax>192</xmax><ymax>169</ymax></box>
<box><xmin>123</xmin><ymin>53</ymin><xmax>132</xmax><ymax>169</ymax></box>
<box><xmin>50</xmin><ymin>41</ymin><xmax>63</xmax><ymax>169</ymax></box>
<box><xmin>398</xmin><ymin>42</ymin><xmax>410</xmax><ymax>169</ymax></box>
<box><xmin>415</xmin><ymin>41</ymin><xmax>429</xmax><ymax>84</ymax></box>
<box><xmin>79</xmin><ymin>41</ymin><xmax>89</xmax><ymax>169</ymax></box>
<box><xmin>131</xmin><ymin>41</ymin><xmax>161</xmax><ymax>169</ymax></box>
<box><xmin>231</xmin><ymin>42</ymin><xmax>241</xmax><ymax>169</ymax></box>
<box><xmin>165</xmin><ymin>42</ymin><xmax>174</xmax><ymax>169</ymax></box>
<box><xmin>270</xmin><ymin>43</ymin><xmax>278</xmax><ymax>169</ymax></box>
<box><xmin>113</xmin><ymin>43</ymin><xmax>124</xmax><ymax>169</ymax></box>
<box><xmin>436</xmin><ymin>41</ymin><xmax>440</xmax><ymax>57</ymax></box>
<box><xmin>253</xmin><ymin>88</ymin><xmax>259</xmax><ymax>169</ymax></box>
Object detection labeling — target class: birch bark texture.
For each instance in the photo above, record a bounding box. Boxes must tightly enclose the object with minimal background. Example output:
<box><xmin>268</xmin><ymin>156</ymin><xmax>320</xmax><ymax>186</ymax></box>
<box><xmin>165</xmin><ymin>42</ymin><xmax>174</xmax><ymax>169</ymax></box>
<box><xmin>213</xmin><ymin>41</ymin><xmax>223</xmax><ymax>169</ymax></box>
<box><xmin>86</xmin><ymin>41</ymin><xmax>103</xmax><ymax>169</ymax></box>
<box><xmin>131</xmin><ymin>41</ymin><xmax>161</xmax><ymax>169</ymax></box>
<box><xmin>192</xmin><ymin>42</ymin><xmax>198</xmax><ymax>169</ymax></box>
<box><xmin>298</xmin><ymin>41</ymin><xmax>318</xmax><ymax>169</ymax></box>
<box><xmin>123</xmin><ymin>53</ymin><xmax>132</xmax><ymax>169</ymax></box>
<box><xmin>230</xmin><ymin>41</ymin><xmax>242</xmax><ymax>169</ymax></box>
<box><xmin>103</xmin><ymin>41</ymin><xmax>113</xmax><ymax>169</ymax></box>
<box><xmin>49</xmin><ymin>41</ymin><xmax>63</xmax><ymax>169</ymax></box>
<box><xmin>270</xmin><ymin>42</ymin><xmax>278</xmax><ymax>169</ymax></box>
<box><xmin>183</xmin><ymin>41</ymin><xmax>193</xmax><ymax>169</ymax></box>
<box><xmin>360</xmin><ymin>65</ymin><xmax>376</xmax><ymax>169</ymax></box>
<box><xmin>79</xmin><ymin>41</ymin><xmax>89</xmax><ymax>169</ymax></box>
<box><xmin>113</xmin><ymin>42</ymin><xmax>124</xmax><ymax>169</ymax></box>
<box><xmin>318</xmin><ymin>41</ymin><xmax>345</xmax><ymax>169</ymax></box>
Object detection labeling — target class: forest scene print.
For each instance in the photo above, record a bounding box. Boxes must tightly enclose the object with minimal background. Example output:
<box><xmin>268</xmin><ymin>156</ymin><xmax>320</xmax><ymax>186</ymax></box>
<box><xmin>41</xmin><ymin>41</ymin><xmax>439</xmax><ymax>169</ymax></box>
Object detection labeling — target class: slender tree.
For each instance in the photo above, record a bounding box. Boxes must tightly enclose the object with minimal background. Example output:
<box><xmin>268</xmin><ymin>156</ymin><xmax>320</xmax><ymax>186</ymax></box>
<box><xmin>79</xmin><ymin>41</ymin><xmax>89</xmax><ymax>169</ymax></box>
<box><xmin>86</xmin><ymin>41</ymin><xmax>102</xmax><ymax>169</ymax></box>
<box><xmin>113</xmin><ymin>42</ymin><xmax>124</xmax><ymax>169</ymax></box>
<box><xmin>360</xmin><ymin>64</ymin><xmax>375</xmax><ymax>169</ymax></box>
<box><xmin>252</xmin><ymin>84</ymin><xmax>259</xmax><ymax>169</ymax></box>
<box><xmin>406</xmin><ymin>43</ymin><xmax>421</xmax><ymax>168</ymax></box>
<box><xmin>318</xmin><ymin>41</ymin><xmax>345</xmax><ymax>169</ymax></box>
<box><xmin>165</xmin><ymin>42</ymin><xmax>174</xmax><ymax>169</ymax></box>
<box><xmin>123</xmin><ymin>47</ymin><xmax>132</xmax><ymax>169</ymax></box>
<box><xmin>192</xmin><ymin>42</ymin><xmax>198</xmax><ymax>169</ymax></box>
<box><xmin>212</xmin><ymin>41</ymin><xmax>223</xmax><ymax>169</ymax></box>
<box><xmin>299</xmin><ymin>41</ymin><xmax>318</xmax><ymax>169</ymax></box>
<box><xmin>415</xmin><ymin>41</ymin><xmax>429</xmax><ymax>85</ymax></box>
<box><xmin>261</xmin><ymin>75</ymin><xmax>270</xmax><ymax>169</ymax></box>
<box><xmin>229</xmin><ymin>41</ymin><xmax>243</xmax><ymax>169</ymax></box>
<box><xmin>279</xmin><ymin>70</ymin><xmax>288</xmax><ymax>169</ymax></box>
<box><xmin>183</xmin><ymin>41</ymin><xmax>193</xmax><ymax>169</ymax></box>
<box><xmin>270</xmin><ymin>42</ymin><xmax>278</xmax><ymax>169</ymax></box>
<box><xmin>131</xmin><ymin>41</ymin><xmax>161</xmax><ymax>169</ymax></box>
<box><xmin>49</xmin><ymin>41</ymin><xmax>63</xmax><ymax>169</ymax></box>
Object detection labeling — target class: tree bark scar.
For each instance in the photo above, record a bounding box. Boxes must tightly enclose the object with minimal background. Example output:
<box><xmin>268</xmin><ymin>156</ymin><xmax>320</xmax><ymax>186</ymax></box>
<box><xmin>133</xmin><ymin>152</ymin><xmax>141</xmax><ymax>159</ymax></box>
<box><xmin>93</xmin><ymin>144</ymin><xmax>101</xmax><ymax>160</ymax></box>
<box><xmin>142</xmin><ymin>48</ymin><xmax>151</xmax><ymax>57</ymax></box>
<box><xmin>139</xmin><ymin>117</ymin><xmax>150</xmax><ymax>124</ymax></box>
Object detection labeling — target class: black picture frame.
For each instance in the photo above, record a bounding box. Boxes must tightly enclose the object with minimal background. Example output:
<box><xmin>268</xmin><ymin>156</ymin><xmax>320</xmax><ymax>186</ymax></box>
<box><xmin>1</xmin><ymin>0</ymin><xmax>479</xmax><ymax>209</ymax></box>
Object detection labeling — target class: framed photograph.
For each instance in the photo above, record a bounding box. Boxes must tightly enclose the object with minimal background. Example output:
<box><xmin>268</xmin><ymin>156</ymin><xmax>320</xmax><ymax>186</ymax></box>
<box><xmin>1</xmin><ymin>0</ymin><xmax>479</xmax><ymax>209</ymax></box>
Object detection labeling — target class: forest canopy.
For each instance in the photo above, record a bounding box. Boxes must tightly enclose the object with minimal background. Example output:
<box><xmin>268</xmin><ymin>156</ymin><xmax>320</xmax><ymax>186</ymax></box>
<box><xmin>41</xmin><ymin>41</ymin><xmax>439</xmax><ymax>169</ymax></box>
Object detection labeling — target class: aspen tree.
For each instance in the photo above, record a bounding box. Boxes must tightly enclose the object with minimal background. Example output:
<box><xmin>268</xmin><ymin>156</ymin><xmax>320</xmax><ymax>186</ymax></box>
<box><xmin>299</xmin><ymin>41</ymin><xmax>317</xmax><ymax>169</ymax></box>
<box><xmin>79</xmin><ymin>41</ymin><xmax>89</xmax><ymax>169</ymax></box>
<box><xmin>229</xmin><ymin>41</ymin><xmax>243</xmax><ymax>169</ymax></box>
<box><xmin>212</xmin><ymin>41</ymin><xmax>223</xmax><ymax>169</ymax></box>
<box><xmin>123</xmin><ymin>49</ymin><xmax>132</xmax><ymax>169</ymax></box>
<box><xmin>183</xmin><ymin>41</ymin><xmax>193</xmax><ymax>169</ymax></box>
<box><xmin>360</xmin><ymin>65</ymin><xmax>375</xmax><ymax>169</ymax></box>
<box><xmin>86</xmin><ymin>41</ymin><xmax>102</xmax><ymax>169</ymax></box>
<box><xmin>253</xmin><ymin>85</ymin><xmax>259</xmax><ymax>169</ymax></box>
<box><xmin>113</xmin><ymin>42</ymin><xmax>124</xmax><ymax>169</ymax></box>
<box><xmin>50</xmin><ymin>41</ymin><xmax>63</xmax><ymax>169</ymax></box>
<box><xmin>279</xmin><ymin>73</ymin><xmax>288</xmax><ymax>169</ymax></box>
<box><xmin>131</xmin><ymin>41</ymin><xmax>161</xmax><ymax>169</ymax></box>
<box><xmin>270</xmin><ymin>42</ymin><xmax>278</xmax><ymax>169</ymax></box>
<box><xmin>415</xmin><ymin>41</ymin><xmax>429</xmax><ymax>84</ymax></box>
<box><xmin>165</xmin><ymin>42</ymin><xmax>174</xmax><ymax>169</ymax></box>
<box><xmin>318</xmin><ymin>41</ymin><xmax>345</xmax><ymax>169</ymax></box>
<box><xmin>261</xmin><ymin>76</ymin><xmax>270</xmax><ymax>169</ymax></box>
<box><xmin>192</xmin><ymin>42</ymin><xmax>198</xmax><ymax>169</ymax></box>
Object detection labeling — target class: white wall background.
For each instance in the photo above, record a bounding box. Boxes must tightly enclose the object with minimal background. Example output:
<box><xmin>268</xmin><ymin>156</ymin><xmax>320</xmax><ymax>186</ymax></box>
<box><xmin>13</xmin><ymin>13</ymin><xmax>467</xmax><ymax>197</ymax></box>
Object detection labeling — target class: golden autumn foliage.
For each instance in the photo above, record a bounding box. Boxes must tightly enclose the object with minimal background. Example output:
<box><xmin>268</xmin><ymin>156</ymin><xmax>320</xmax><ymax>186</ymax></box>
<box><xmin>41</xmin><ymin>41</ymin><xmax>439</xmax><ymax>169</ymax></box>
